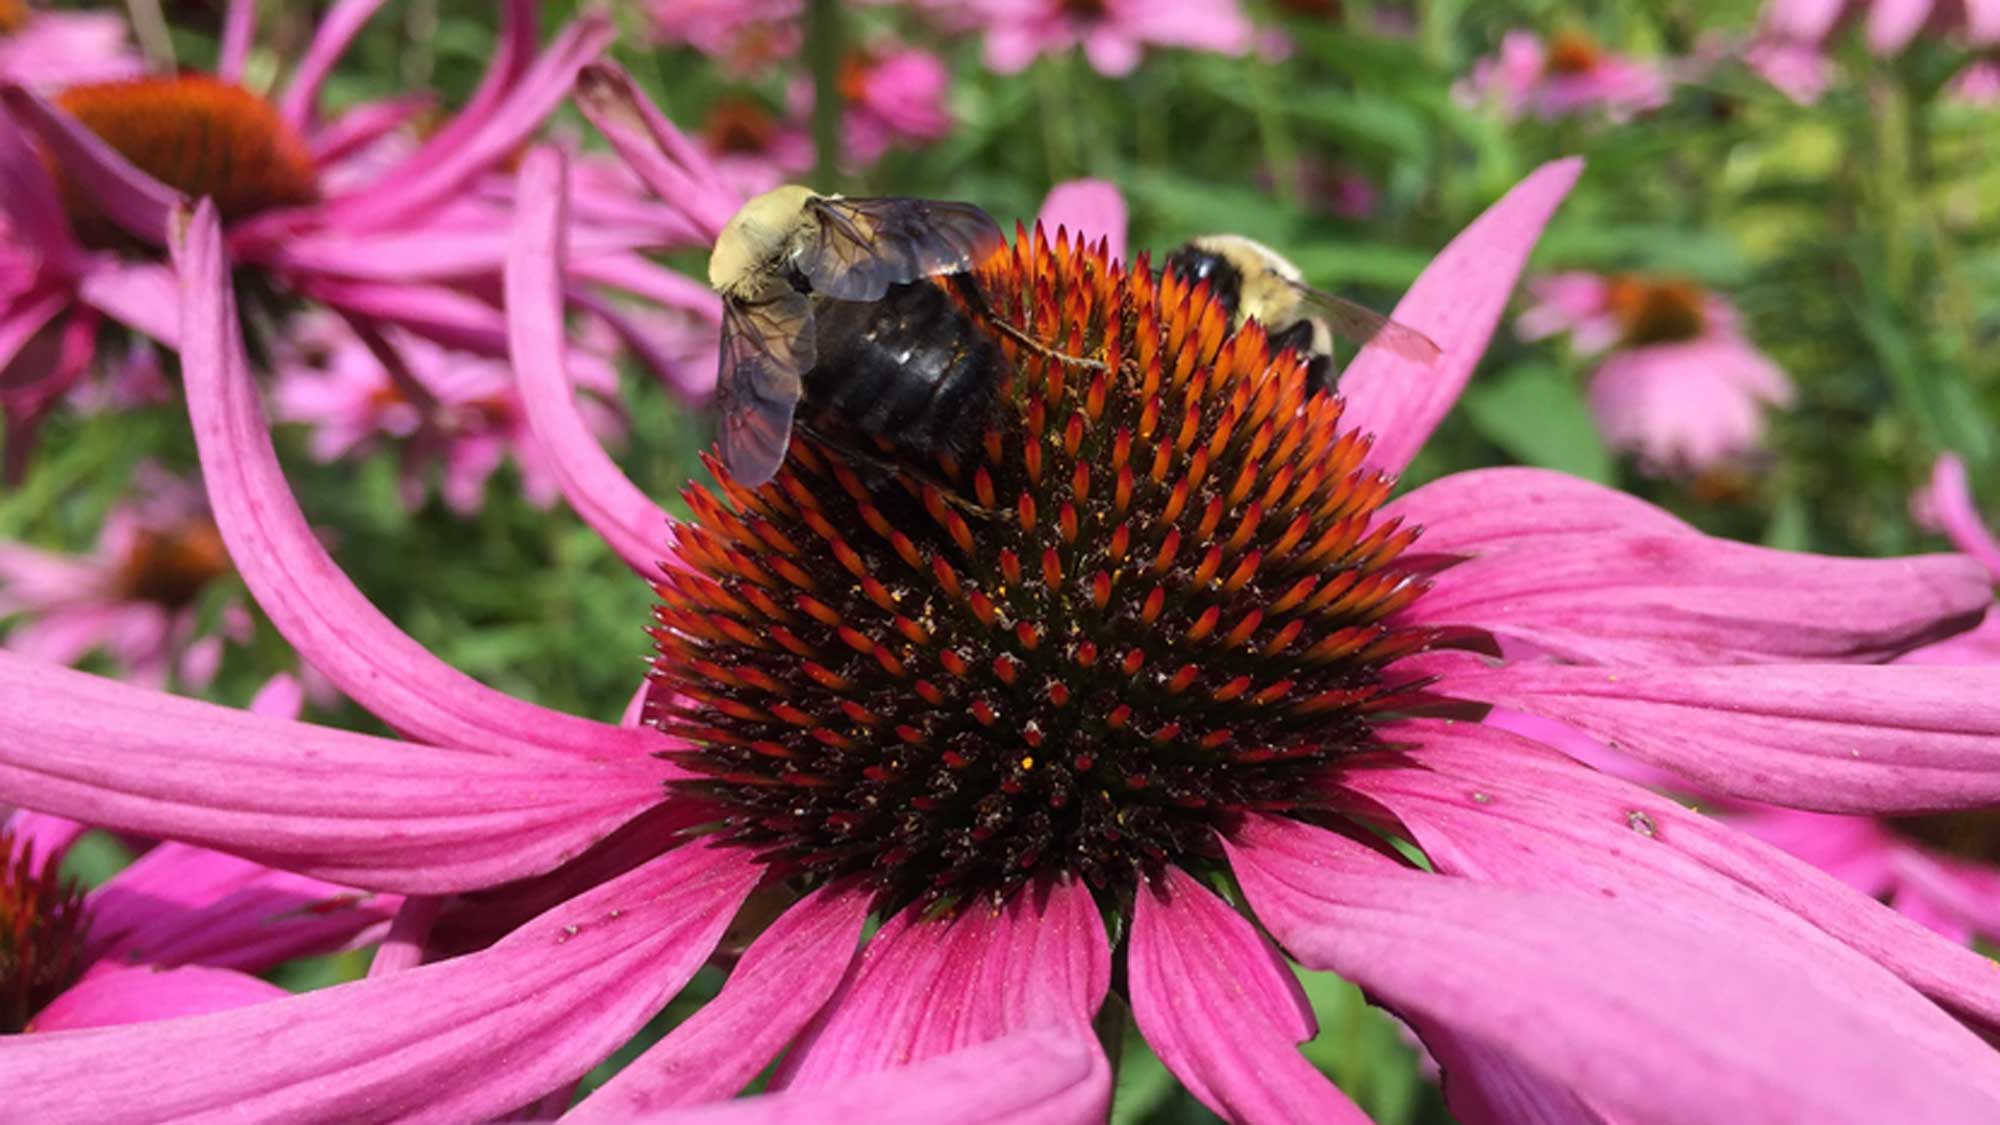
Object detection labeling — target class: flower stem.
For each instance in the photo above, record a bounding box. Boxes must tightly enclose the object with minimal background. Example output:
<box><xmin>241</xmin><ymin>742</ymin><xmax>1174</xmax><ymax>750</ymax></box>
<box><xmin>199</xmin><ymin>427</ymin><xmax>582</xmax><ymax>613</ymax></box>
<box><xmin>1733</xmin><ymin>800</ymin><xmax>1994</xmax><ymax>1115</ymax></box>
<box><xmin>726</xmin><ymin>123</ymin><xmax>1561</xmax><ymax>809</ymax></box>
<box><xmin>806</xmin><ymin>0</ymin><xmax>844</xmax><ymax>191</ymax></box>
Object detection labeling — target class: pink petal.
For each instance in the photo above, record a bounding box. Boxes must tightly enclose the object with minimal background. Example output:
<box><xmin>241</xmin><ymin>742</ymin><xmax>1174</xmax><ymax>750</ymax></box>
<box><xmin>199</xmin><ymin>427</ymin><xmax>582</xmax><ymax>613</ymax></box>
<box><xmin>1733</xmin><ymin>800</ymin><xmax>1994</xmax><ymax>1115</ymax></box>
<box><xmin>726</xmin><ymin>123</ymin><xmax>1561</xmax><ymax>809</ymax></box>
<box><xmin>572</xmin><ymin>62</ymin><xmax>742</xmax><ymax>242</ymax></box>
<box><xmin>568</xmin><ymin>882</ymin><xmax>871</xmax><ymax>1118</ymax></box>
<box><xmin>1035</xmin><ymin>179</ymin><xmax>1128</xmax><ymax>264</ymax></box>
<box><xmin>1</xmin><ymin>86</ymin><xmax>182</xmax><ymax>246</ymax></box>
<box><xmin>274</xmin><ymin>0</ymin><xmax>391</xmax><ymax>127</ymax></box>
<box><xmin>776</xmin><ymin>876</ymin><xmax>1109</xmax><ymax>1093</ymax></box>
<box><xmin>1227</xmin><ymin>817</ymin><xmax>2000</xmax><ymax>1124</ymax></box>
<box><xmin>1382</xmin><ymin>466</ymin><xmax>1693</xmax><ymax>557</ymax></box>
<box><xmin>0</xmin><ymin>843</ymin><xmax>761</xmax><ymax>1124</ymax></box>
<box><xmin>1407</xmin><ymin>533</ymin><xmax>1989</xmax><ymax>665</ymax></box>
<box><xmin>1924</xmin><ymin>454</ymin><xmax>2000</xmax><ymax>577</ymax></box>
<box><xmin>30</xmin><ymin>965</ymin><xmax>288</xmax><ymax>1033</ymax></box>
<box><xmin>1459</xmin><ymin>662</ymin><xmax>2000</xmax><ymax>813</ymax></box>
<box><xmin>0</xmin><ymin>808</ymin><xmax>87</xmax><ymax>875</ymax></box>
<box><xmin>651</xmin><ymin>1028</ymin><xmax>1105</xmax><ymax>1125</ymax></box>
<box><xmin>1344</xmin><ymin>721</ymin><xmax>2000</xmax><ymax>1047</ymax></box>
<box><xmin>172</xmin><ymin>200</ymin><xmax>659</xmax><ymax>763</ymax></box>
<box><xmin>1128</xmin><ymin>866</ymin><xmax>1368</xmax><ymax>1123</ymax></box>
<box><xmin>1404</xmin><ymin>1018</ymin><xmax>1609</xmax><ymax>1125</ymax></box>
<box><xmin>77</xmin><ymin>261</ymin><xmax>179</xmax><ymax>345</ymax></box>
<box><xmin>250</xmin><ymin>220</ymin><xmax>662</xmax><ymax>282</ymax></box>
<box><xmin>1338</xmin><ymin>158</ymin><xmax>1583</xmax><ymax>475</ymax></box>
<box><xmin>1867</xmin><ymin>0</ymin><xmax>1935</xmax><ymax>52</ymax></box>
<box><xmin>85</xmin><ymin>841</ymin><xmax>397</xmax><ymax>971</ymax></box>
<box><xmin>0</xmin><ymin>111</ymin><xmax>82</xmax><ymax>269</ymax></box>
<box><xmin>0</xmin><ymin>653</ymin><xmax>669</xmax><ymax>893</ymax></box>
<box><xmin>307</xmin><ymin>92</ymin><xmax>436</xmax><ymax>168</ymax></box>
<box><xmin>216</xmin><ymin>0</ymin><xmax>256</xmax><ymax>84</ymax></box>
<box><xmin>367</xmin><ymin>894</ymin><xmax>443</xmax><ymax>977</ymax></box>
<box><xmin>294</xmin><ymin>276</ymin><xmax>507</xmax><ymax>355</ymax></box>
<box><xmin>324</xmin><ymin>13</ymin><xmax>614</xmax><ymax>233</ymax></box>
<box><xmin>326</xmin><ymin>0</ymin><xmax>535</xmax><ymax>210</ymax></box>
<box><xmin>508</xmin><ymin>148</ymin><xmax>676</xmax><ymax>577</ymax></box>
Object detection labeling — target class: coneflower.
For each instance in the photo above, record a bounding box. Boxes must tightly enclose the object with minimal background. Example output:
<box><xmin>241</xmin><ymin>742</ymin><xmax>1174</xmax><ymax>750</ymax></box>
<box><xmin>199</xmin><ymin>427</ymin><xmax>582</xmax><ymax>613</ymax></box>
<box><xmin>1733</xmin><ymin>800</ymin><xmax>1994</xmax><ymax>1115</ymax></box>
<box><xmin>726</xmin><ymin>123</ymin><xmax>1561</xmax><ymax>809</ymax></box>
<box><xmin>2</xmin><ymin>146</ymin><xmax>1999</xmax><ymax>1123</ymax></box>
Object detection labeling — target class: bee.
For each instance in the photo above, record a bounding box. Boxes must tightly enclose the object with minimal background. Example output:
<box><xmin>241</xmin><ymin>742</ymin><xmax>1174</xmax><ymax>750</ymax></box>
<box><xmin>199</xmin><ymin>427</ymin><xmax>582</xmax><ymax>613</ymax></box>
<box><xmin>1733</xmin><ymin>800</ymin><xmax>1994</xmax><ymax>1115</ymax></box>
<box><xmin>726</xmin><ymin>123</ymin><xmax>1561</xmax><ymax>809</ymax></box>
<box><xmin>1163</xmin><ymin>234</ymin><xmax>1440</xmax><ymax>394</ymax></box>
<box><xmin>708</xmin><ymin>185</ymin><xmax>1008</xmax><ymax>486</ymax></box>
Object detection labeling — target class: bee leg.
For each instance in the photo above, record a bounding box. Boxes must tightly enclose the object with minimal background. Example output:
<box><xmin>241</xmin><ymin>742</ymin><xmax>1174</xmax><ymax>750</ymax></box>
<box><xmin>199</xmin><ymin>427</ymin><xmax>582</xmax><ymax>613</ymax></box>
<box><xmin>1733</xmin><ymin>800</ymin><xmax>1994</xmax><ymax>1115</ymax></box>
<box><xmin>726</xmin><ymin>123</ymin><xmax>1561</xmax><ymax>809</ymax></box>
<box><xmin>949</xmin><ymin>272</ymin><xmax>1107</xmax><ymax>372</ymax></box>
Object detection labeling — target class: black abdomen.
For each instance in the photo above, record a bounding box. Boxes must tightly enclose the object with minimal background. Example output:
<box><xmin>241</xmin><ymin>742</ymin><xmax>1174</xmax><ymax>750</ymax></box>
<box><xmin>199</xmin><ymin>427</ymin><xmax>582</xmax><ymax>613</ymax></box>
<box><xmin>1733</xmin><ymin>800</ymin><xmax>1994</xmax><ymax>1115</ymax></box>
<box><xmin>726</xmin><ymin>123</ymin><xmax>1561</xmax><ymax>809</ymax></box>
<box><xmin>804</xmin><ymin>278</ymin><xmax>1003</xmax><ymax>458</ymax></box>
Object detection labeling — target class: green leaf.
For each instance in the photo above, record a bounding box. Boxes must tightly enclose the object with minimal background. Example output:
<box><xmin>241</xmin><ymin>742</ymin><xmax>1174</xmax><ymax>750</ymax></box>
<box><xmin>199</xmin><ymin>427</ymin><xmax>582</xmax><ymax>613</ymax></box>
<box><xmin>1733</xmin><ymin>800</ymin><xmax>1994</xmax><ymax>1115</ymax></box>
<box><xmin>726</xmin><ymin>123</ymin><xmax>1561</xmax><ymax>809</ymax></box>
<box><xmin>1461</xmin><ymin>363</ymin><xmax>1615</xmax><ymax>483</ymax></box>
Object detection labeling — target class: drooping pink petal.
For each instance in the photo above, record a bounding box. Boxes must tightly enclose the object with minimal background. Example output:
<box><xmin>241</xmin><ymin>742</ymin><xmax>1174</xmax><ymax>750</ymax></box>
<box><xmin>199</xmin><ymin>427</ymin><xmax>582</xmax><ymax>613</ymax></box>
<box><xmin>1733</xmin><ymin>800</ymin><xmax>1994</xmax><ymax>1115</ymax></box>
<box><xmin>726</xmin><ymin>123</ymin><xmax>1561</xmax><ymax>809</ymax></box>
<box><xmin>0</xmin><ymin>654</ymin><xmax>669</xmax><ymax>893</ymax></box>
<box><xmin>1458</xmin><ymin>662</ymin><xmax>2000</xmax><ymax>813</ymax></box>
<box><xmin>273</xmin><ymin>0</ymin><xmax>392</xmax><ymax>127</ymax></box>
<box><xmin>1128</xmin><ymin>866</ymin><xmax>1368</xmax><ymax>1123</ymax></box>
<box><xmin>294</xmin><ymin>276</ymin><xmax>507</xmax><ymax>355</ymax></box>
<box><xmin>573</xmin><ymin>62</ymin><xmax>742</xmax><ymax>241</ymax></box>
<box><xmin>1035</xmin><ymin>180</ymin><xmax>1128</xmax><ymax>265</ymax></box>
<box><xmin>1</xmin><ymin>86</ymin><xmax>182</xmax><ymax>246</ymax></box>
<box><xmin>1407</xmin><ymin>533</ymin><xmax>1988</xmax><ymax>665</ymax></box>
<box><xmin>567</xmin><ymin>882</ymin><xmax>872</xmax><ymax>1119</ymax></box>
<box><xmin>0</xmin><ymin>843</ymin><xmax>761</xmax><ymax>1124</ymax></box>
<box><xmin>216</xmin><ymin>0</ymin><xmax>258</xmax><ymax>84</ymax></box>
<box><xmin>508</xmin><ymin>148</ymin><xmax>676</xmax><ymax>577</ymax></box>
<box><xmin>251</xmin><ymin>221</ymin><xmax>662</xmax><ymax>283</ymax></box>
<box><xmin>367</xmin><ymin>894</ymin><xmax>443</xmax><ymax>977</ymax></box>
<box><xmin>173</xmin><ymin>200</ymin><xmax>659</xmax><ymax>763</ymax></box>
<box><xmin>77</xmin><ymin>262</ymin><xmax>179</xmax><ymax>346</ymax></box>
<box><xmin>1381</xmin><ymin>467</ymin><xmax>1693</xmax><ymax>556</ymax></box>
<box><xmin>1923</xmin><ymin>454</ymin><xmax>2000</xmax><ymax>576</ymax></box>
<box><xmin>1404</xmin><ymin>1018</ymin><xmax>1609</xmax><ymax>1125</ymax></box>
<box><xmin>30</xmin><ymin>965</ymin><xmax>289</xmax><ymax>1033</ymax></box>
<box><xmin>307</xmin><ymin>92</ymin><xmax>436</xmax><ymax>167</ymax></box>
<box><xmin>302</xmin><ymin>0</ymin><xmax>533</xmax><ymax>220</ymax></box>
<box><xmin>1342</xmin><ymin>722</ymin><xmax>2000</xmax><ymax>1052</ymax></box>
<box><xmin>85</xmin><ymin>842</ymin><xmax>397</xmax><ymax>971</ymax></box>
<box><xmin>1338</xmin><ymin>158</ymin><xmax>1583</xmax><ymax>475</ymax></box>
<box><xmin>322</xmin><ymin>13</ymin><xmax>614</xmax><ymax>233</ymax></box>
<box><xmin>0</xmin><ymin>112</ymin><xmax>83</xmax><ymax>270</ymax></box>
<box><xmin>651</xmin><ymin>1028</ymin><xmax>1105</xmax><ymax>1125</ymax></box>
<box><xmin>1227</xmin><ymin>817</ymin><xmax>2000</xmax><ymax>1124</ymax></box>
<box><xmin>776</xmin><ymin>876</ymin><xmax>1109</xmax><ymax>1097</ymax></box>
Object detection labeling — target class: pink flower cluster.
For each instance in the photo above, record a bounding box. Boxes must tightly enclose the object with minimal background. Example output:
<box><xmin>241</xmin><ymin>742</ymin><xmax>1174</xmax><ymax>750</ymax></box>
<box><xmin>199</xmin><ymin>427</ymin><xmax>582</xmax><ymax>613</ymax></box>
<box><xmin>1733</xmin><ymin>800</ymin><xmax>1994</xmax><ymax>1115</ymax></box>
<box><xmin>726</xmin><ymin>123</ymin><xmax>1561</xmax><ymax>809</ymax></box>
<box><xmin>1749</xmin><ymin>0</ymin><xmax>2000</xmax><ymax>103</ymax></box>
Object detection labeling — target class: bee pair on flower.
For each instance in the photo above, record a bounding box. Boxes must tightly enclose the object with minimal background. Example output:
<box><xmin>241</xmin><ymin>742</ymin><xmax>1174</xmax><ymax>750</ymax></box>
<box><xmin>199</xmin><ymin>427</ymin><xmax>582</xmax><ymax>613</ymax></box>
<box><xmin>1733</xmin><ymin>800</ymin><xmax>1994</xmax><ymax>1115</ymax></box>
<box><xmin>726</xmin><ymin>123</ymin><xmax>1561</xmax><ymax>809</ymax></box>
<box><xmin>706</xmin><ymin>185</ymin><xmax>1439</xmax><ymax>489</ymax></box>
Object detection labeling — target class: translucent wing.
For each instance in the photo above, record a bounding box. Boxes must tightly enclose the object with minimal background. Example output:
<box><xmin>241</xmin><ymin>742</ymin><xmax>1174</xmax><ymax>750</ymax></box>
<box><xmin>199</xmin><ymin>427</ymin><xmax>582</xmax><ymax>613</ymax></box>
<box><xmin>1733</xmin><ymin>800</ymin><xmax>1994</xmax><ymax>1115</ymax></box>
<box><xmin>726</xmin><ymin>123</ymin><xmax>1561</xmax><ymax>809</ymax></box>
<box><xmin>716</xmin><ymin>292</ymin><xmax>815</xmax><ymax>486</ymax></box>
<box><xmin>1289</xmin><ymin>283</ymin><xmax>1441</xmax><ymax>367</ymax></box>
<box><xmin>798</xmin><ymin>196</ymin><xmax>1005</xmax><ymax>302</ymax></box>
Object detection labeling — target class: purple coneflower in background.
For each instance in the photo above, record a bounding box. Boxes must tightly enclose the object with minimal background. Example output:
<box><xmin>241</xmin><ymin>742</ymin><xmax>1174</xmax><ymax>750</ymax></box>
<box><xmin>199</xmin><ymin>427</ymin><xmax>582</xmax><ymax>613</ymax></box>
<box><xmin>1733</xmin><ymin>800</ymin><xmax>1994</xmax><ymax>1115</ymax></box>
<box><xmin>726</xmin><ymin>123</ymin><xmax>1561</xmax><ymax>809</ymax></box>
<box><xmin>789</xmin><ymin>45</ymin><xmax>957</xmax><ymax>167</ymax></box>
<box><xmin>1459</xmin><ymin>29</ymin><xmax>1672</xmax><ymax>121</ymax></box>
<box><xmin>3</xmin><ymin>88</ymin><xmax>2000</xmax><ymax>1116</ymax></box>
<box><xmin>1518</xmin><ymin>270</ymin><xmax>1794</xmax><ymax>476</ymax></box>
<box><xmin>0</xmin><ymin>0</ymin><xmax>704</xmax><ymax>468</ymax></box>
<box><xmin>643</xmin><ymin>0</ymin><xmax>802</xmax><ymax>75</ymax></box>
<box><xmin>2</xmin><ymin>676</ymin><xmax>396</xmax><ymax>1036</ymax></box>
<box><xmin>271</xmin><ymin>312</ymin><xmax>626</xmax><ymax>516</ymax></box>
<box><xmin>0</xmin><ymin>463</ymin><xmax>243</xmax><ymax>691</ymax></box>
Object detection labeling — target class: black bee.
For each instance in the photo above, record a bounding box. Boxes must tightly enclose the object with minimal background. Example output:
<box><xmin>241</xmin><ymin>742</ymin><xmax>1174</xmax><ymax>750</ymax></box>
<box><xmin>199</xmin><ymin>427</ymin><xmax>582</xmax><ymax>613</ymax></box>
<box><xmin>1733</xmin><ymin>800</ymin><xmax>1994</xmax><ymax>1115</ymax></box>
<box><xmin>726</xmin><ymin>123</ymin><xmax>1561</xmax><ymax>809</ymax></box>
<box><xmin>707</xmin><ymin>185</ymin><xmax>1008</xmax><ymax>486</ymax></box>
<box><xmin>1163</xmin><ymin>234</ymin><xmax>1441</xmax><ymax>394</ymax></box>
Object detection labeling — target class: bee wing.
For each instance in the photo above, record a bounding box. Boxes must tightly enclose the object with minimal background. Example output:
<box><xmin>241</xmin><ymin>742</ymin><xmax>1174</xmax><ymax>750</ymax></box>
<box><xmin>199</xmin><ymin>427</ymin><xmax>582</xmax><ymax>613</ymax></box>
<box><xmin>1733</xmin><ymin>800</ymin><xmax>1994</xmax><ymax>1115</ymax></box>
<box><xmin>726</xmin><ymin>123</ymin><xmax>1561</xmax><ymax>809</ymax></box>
<box><xmin>797</xmin><ymin>196</ymin><xmax>1005</xmax><ymax>302</ymax></box>
<box><xmin>1287</xmin><ymin>282</ymin><xmax>1442</xmax><ymax>367</ymax></box>
<box><xmin>716</xmin><ymin>293</ymin><xmax>815</xmax><ymax>486</ymax></box>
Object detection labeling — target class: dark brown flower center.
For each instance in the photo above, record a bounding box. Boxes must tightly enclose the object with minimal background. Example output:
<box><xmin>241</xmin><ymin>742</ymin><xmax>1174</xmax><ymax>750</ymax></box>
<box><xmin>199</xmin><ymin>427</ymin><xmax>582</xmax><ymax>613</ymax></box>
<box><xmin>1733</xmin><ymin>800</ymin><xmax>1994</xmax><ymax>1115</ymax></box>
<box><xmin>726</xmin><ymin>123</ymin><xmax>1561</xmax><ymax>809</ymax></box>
<box><xmin>1887</xmin><ymin>811</ymin><xmax>2000</xmax><ymax>866</ymax></box>
<box><xmin>54</xmin><ymin>74</ymin><xmax>318</xmax><ymax>246</ymax></box>
<box><xmin>114</xmin><ymin>520</ymin><xmax>231</xmax><ymax>607</ymax></box>
<box><xmin>650</xmin><ymin>232</ymin><xmax>1437</xmax><ymax>909</ymax></box>
<box><xmin>1545</xmin><ymin>30</ymin><xmax>1603</xmax><ymax>75</ymax></box>
<box><xmin>1</xmin><ymin>830</ymin><xmax>89</xmax><ymax>1034</ymax></box>
<box><xmin>1059</xmin><ymin>0</ymin><xmax>1111</xmax><ymax>22</ymax></box>
<box><xmin>1606</xmin><ymin>274</ymin><xmax>1709</xmax><ymax>346</ymax></box>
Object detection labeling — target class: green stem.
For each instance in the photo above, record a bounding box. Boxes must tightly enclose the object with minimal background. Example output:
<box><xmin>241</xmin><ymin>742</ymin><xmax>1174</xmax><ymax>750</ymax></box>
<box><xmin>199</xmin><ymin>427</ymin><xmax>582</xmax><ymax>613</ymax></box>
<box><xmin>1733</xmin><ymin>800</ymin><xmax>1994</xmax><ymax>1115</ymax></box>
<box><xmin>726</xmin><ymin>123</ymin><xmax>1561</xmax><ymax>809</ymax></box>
<box><xmin>806</xmin><ymin>0</ymin><xmax>844</xmax><ymax>191</ymax></box>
